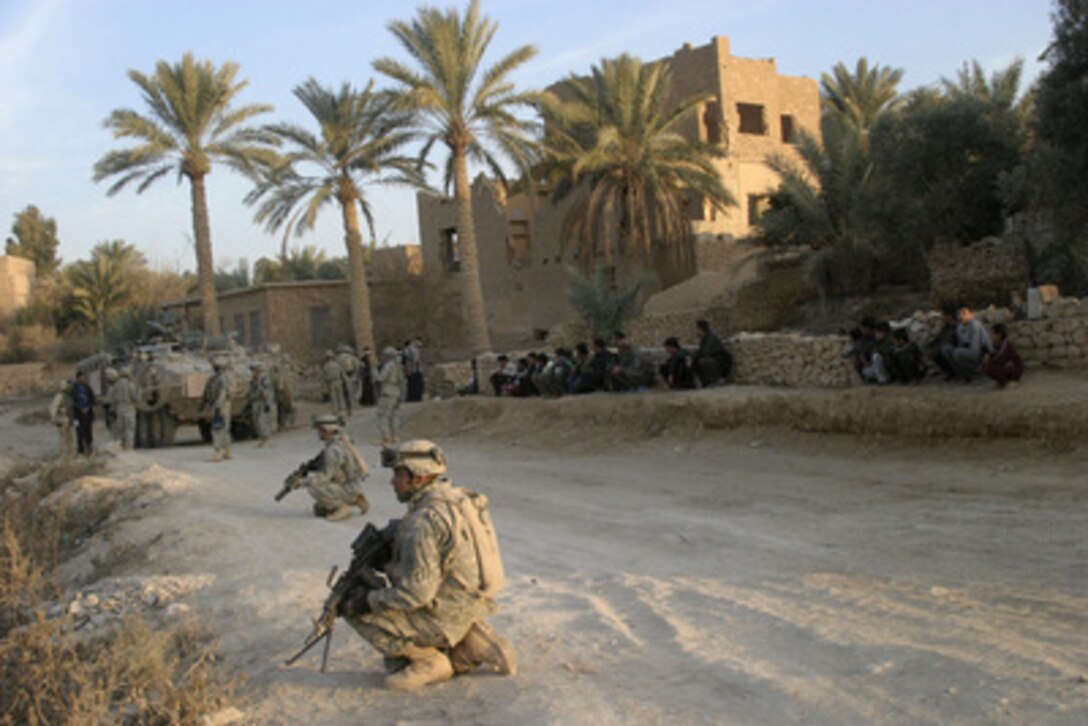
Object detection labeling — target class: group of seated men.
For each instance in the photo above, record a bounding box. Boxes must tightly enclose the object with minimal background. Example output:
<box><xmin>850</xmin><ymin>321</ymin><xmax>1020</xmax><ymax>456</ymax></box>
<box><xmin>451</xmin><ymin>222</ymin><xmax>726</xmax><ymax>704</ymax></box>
<box><xmin>846</xmin><ymin>304</ymin><xmax>1024</xmax><ymax>388</ymax></box>
<box><xmin>483</xmin><ymin>320</ymin><xmax>734</xmax><ymax>397</ymax></box>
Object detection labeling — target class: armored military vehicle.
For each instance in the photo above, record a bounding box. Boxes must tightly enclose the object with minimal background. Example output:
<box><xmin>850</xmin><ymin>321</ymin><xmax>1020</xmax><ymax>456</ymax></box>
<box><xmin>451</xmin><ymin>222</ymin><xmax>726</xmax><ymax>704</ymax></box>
<box><xmin>129</xmin><ymin>341</ymin><xmax>270</xmax><ymax>448</ymax></box>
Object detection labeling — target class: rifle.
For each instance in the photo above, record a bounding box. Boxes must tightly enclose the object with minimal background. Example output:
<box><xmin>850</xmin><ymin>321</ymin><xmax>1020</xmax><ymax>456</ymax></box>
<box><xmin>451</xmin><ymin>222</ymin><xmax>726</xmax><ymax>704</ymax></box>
<box><xmin>284</xmin><ymin>520</ymin><xmax>398</xmax><ymax>672</ymax></box>
<box><xmin>274</xmin><ymin>452</ymin><xmax>323</xmax><ymax>502</ymax></box>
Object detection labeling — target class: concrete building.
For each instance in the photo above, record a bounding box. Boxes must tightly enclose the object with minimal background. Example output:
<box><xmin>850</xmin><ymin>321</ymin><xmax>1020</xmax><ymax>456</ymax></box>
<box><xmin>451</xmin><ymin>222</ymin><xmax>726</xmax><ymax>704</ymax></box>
<box><xmin>416</xmin><ymin>36</ymin><xmax>821</xmax><ymax>355</ymax></box>
<box><xmin>160</xmin><ymin>246</ymin><xmax>425</xmax><ymax>363</ymax></box>
<box><xmin>0</xmin><ymin>255</ymin><xmax>35</xmax><ymax>320</ymax></box>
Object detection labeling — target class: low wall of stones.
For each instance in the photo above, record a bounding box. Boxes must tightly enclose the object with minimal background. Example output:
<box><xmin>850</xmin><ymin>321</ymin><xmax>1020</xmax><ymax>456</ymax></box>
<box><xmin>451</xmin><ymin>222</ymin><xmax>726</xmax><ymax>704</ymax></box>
<box><xmin>428</xmin><ymin>296</ymin><xmax>1088</xmax><ymax>394</ymax></box>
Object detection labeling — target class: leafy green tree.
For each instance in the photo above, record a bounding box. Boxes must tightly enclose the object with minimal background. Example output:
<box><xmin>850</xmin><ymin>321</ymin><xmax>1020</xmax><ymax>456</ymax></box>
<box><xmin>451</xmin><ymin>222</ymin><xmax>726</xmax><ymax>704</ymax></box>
<box><xmin>820</xmin><ymin>58</ymin><xmax>904</xmax><ymax>135</ymax></box>
<box><xmin>374</xmin><ymin>0</ymin><xmax>539</xmax><ymax>354</ymax></box>
<box><xmin>66</xmin><ymin>241</ymin><xmax>147</xmax><ymax>346</ymax></box>
<box><xmin>5</xmin><ymin>205</ymin><xmax>60</xmax><ymax>276</ymax></box>
<box><xmin>247</xmin><ymin>79</ymin><xmax>417</xmax><ymax>351</ymax></box>
<box><xmin>540</xmin><ymin>54</ymin><xmax>735</xmax><ymax>274</ymax></box>
<box><xmin>1014</xmin><ymin>0</ymin><xmax>1088</xmax><ymax>290</ymax></box>
<box><xmin>214</xmin><ymin>259</ymin><xmax>250</xmax><ymax>292</ymax></box>
<box><xmin>758</xmin><ymin>114</ymin><xmax>876</xmax><ymax>295</ymax></box>
<box><xmin>93</xmin><ymin>53</ymin><xmax>276</xmax><ymax>336</ymax></box>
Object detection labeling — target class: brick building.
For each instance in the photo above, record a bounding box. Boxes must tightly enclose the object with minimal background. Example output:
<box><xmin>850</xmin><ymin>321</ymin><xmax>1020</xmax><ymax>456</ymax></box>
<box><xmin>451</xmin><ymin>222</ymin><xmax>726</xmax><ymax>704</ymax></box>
<box><xmin>0</xmin><ymin>255</ymin><xmax>35</xmax><ymax>320</ymax></box>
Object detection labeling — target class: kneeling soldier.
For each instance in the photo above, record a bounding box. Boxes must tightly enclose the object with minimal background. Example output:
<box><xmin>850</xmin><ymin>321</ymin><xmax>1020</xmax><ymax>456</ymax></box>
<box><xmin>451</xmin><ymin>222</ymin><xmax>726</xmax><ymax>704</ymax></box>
<box><xmin>340</xmin><ymin>439</ymin><xmax>516</xmax><ymax>690</ymax></box>
<box><xmin>293</xmin><ymin>415</ymin><xmax>370</xmax><ymax>521</ymax></box>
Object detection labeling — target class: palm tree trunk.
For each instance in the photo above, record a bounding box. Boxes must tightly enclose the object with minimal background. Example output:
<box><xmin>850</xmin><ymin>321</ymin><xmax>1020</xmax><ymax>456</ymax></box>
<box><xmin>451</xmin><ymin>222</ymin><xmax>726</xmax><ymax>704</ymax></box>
<box><xmin>341</xmin><ymin>200</ymin><xmax>377</xmax><ymax>352</ymax></box>
<box><xmin>451</xmin><ymin>148</ymin><xmax>492</xmax><ymax>355</ymax></box>
<box><xmin>189</xmin><ymin>174</ymin><xmax>220</xmax><ymax>337</ymax></box>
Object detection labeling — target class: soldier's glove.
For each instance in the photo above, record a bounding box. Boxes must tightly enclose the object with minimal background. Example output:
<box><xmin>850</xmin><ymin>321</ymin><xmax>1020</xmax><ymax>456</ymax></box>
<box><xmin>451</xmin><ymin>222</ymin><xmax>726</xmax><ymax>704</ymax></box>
<box><xmin>339</xmin><ymin>589</ymin><xmax>372</xmax><ymax>617</ymax></box>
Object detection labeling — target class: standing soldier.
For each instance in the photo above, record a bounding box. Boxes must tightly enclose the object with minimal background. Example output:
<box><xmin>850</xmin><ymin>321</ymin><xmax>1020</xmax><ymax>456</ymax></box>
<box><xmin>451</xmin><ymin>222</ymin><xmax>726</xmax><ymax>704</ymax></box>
<box><xmin>267</xmin><ymin>343</ymin><xmax>295</xmax><ymax>430</ymax></box>
<box><xmin>339</xmin><ymin>440</ymin><xmax>516</xmax><ymax>690</ymax></box>
<box><xmin>246</xmin><ymin>363</ymin><xmax>277</xmax><ymax>447</ymax></box>
<box><xmin>286</xmin><ymin>415</ymin><xmax>370</xmax><ymax>521</ymax></box>
<box><xmin>322</xmin><ymin>350</ymin><xmax>348</xmax><ymax>418</ymax></box>
<box><xmin>201</xmin><ymin>356</ymin><xmax>233</xmax><ymax>462</ymax></box>
<box><xmin>338</xmin><ymin>344</ymin><xmax>361</xmax><ymax>415</ymax></box>
<box><xmin>49</xmin><ymin>380</ymin><xmax>76</xmax><ymax>460</ymax></box>
<box><xmin>376</xmin><ymin>346</ymin><xmax>405</xmax><ymax>448</ymax></box>
<box><xmin>106</xmin><ymin>368</ymin><xmax>139</xmax><ymax>450</ymax></box>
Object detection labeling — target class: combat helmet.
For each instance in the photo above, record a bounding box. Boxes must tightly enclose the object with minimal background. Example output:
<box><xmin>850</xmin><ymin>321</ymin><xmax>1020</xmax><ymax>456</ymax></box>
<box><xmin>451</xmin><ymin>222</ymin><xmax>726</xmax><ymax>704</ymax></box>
<box><xmin>382</xmin><ymin>439</ymin><xmax>447</xmax><ymax>478</ymax></box>
<box><xmin>105</xmin><ymin>367</ymin><xmax>119</xmax><ymax>383</ymax></box>
<box><xmin>312</xmin><ymin>414</ymin><xmax>343</xmax><ymax>433</ymax></box>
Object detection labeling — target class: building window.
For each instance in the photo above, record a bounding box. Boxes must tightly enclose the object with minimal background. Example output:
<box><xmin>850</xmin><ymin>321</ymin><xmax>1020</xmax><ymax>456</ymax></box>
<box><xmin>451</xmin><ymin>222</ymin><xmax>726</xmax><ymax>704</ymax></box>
<box><xmin>507</xmin><ymin>219</ymin><xmax>531</xmax><ymax>265</ymax></box>
<box><xmin>703</xmin><ymin>101</ymin><xmax>723</xmax><ymax>145</ymax></box>
<box><xmin>747</xmin><ymin>194</ymin><xmax>769</xmax><ymax>226</ymax></box>
<box><xmin>737</xmin><ymin>103</ymin><xmax>766</xmax><ymax>135</ymax></box>
<box><xmin>310</xmin><ymin>306</ymin><xmax>331</xmax><ymax>350</ymax></box>
<box><xmin>780</xmin><ymin>114</ymin><xmax>796</xmax><ymax>144</ymax></box>
<box><xmin>233</xmin><ymin>313</ymin><xmax>245</xmax><ymax>345</ymax></box>
<box><xmin>441</xmin><ymin>227</ymin><xmax>460</xmax><ymax>272</ymax></box>
<box><xmin>249</xmin><ymin>311</ymin><xmax>263</xmax><ymax>350</ymax></box>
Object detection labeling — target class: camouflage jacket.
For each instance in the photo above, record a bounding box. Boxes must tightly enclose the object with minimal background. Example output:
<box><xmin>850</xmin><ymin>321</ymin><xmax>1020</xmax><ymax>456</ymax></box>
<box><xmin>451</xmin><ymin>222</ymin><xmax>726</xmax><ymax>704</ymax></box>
<box><xmin>303</xmin><ymin>434</ymin><xmax>366</xmax><ymax>490</ymax></box>
<box><xmin>367</xmin><ymin>478</ymin><xmax>495</xmax><ymax>645</ymax></box>
<box><xmin>106</xmin><ymin>377</ymin><xmax>139</xmax><ymax>415</ymax></box>
<box><xmin>376</xmin><ymin>358</ymin><xmax>405</xmax><ymax>400</ymax></box>
<box><xmin>202</xmin><ymin>371</ymin><xmax>232</xmax><ymax>416</ymax></box>
<box><xmin>246</xmin><ymin>374</ymin><xmax>275</xmax><ymax>411</ymax></box>
<box><xmin>49</xmin><ymin>391</ymin><xmax>74</xmax><ymax>427</ymax></box>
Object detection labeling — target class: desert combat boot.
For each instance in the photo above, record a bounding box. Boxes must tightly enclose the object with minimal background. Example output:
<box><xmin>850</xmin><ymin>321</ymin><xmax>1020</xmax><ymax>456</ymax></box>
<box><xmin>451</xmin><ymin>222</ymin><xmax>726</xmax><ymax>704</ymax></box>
<box><xmin>449</xmin><ymin>621</ymin><xmax>518</xmax><ymax>676</ymax></box>
<box><xmin>384</xmin><ymin>646</ymin><xmax>454</xmax><ymax>690</ymax></box>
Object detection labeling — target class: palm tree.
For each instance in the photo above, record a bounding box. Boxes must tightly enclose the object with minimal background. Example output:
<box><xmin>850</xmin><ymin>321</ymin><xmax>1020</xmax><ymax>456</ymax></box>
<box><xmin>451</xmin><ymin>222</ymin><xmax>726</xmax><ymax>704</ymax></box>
<box><xmin>247</xmin><ymin>79</ymin><xmax>417</xmax><ymax>351</ymax></box>
<box><xmin>540</xmin><ymin>53</ymin><xmax>735</xmax><ymax>272</ymax></box>
<box><xmin>67</xmin><ymin>240</ymin><xmax>147</xmax><ymax>347</ymax></box>
<box><xmin>374</xmin><ymin>0</ymin><xmax>539</xmax><ymax>355</ymax></box>
<box><xmin>821</xmin><ymin>58</ymin><xmax>904</xmax><ymax>134</ymax></box>
<box><xmin>942</xmin><ymin>58</ymin><xmax>1027</xmax><ymax>114</ymax></box>
<box><xmin>93</xmin><ymin>53</ymin><xmax>276</xmax><ymax>337</ymax></box>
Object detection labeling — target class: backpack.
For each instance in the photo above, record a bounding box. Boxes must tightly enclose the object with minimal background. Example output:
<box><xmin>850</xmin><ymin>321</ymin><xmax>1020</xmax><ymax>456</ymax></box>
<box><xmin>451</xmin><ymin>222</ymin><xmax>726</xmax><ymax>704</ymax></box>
<box><xmin>442</xmin><ymin>486</ymin><xmax>505</xmax><ymax>598</ymax></box>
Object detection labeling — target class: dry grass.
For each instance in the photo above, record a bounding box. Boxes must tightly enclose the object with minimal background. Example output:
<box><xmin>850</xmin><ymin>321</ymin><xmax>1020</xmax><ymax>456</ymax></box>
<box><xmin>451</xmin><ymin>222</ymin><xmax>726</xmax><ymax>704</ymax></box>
<box><xmin>0</xmin><ymin>458</ymin><xmax>237</xmax><ymax>725</ymax></box>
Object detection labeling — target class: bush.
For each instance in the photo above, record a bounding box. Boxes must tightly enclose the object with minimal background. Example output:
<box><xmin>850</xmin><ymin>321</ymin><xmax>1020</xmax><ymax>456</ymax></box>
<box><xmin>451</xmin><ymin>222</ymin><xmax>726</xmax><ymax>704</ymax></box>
<box><xmin>566</xmin><ymin>267</ymin><xmax>650</xmax><ymax>339</ymax></box>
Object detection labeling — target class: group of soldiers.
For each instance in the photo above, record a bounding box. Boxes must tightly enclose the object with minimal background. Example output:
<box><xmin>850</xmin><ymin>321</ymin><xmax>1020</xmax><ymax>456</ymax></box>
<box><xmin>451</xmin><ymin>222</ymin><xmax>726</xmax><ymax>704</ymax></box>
<box><xmin>50</xmin><ymin>366</ymin><xmax>141</xmax><ymax>457</ymax></box>
<box><xmin>282</xmin><ymin>422</ymin><xmax>517</xmax><ymax>690</ymax></box>
<box><xmin>201</xmin><ymin>346</ymin><xmax>295</xmax><ymax>462</ymax></box>
<box><xmin>322</xmin><ymin>344</ymin><xmax>410</xmax><ymax>449</ymax></box>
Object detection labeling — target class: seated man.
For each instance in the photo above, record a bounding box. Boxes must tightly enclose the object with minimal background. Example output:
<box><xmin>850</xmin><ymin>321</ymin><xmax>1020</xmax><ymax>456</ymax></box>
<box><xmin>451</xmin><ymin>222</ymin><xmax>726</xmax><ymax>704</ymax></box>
<box><xmin>693</xmin><ymin>320</ymin><xmax>732</xmax><ymax>386</ymax></box>
<box><xmin>342</xmin><ymin>440</ymin><xmax>516</xmax><ymax>690</ymax></box>
<box><xmin>606</xmin><ymin>331</ymin><xmax>655</xmax><ymax>392</ymax></box>
<box><xmin>660</xmin><ymin>337</ymin><xmax>697</xmax><ymax>390</ymax></box>
<box><xmin>982</xmin><ymin>323</ymin><xmax>1024</xmax><ymax>388</ymax></box>
<box><xmin>939</xmin><ymin>304</ymin><xmax>993</xmax><ymax>382</ymax></box>
<box><xmin>861</xmin><ymin>321</ymin><xmax>894</xmax><ymax>385</ymax></box>
<box><xmin>843</xmin><ymin>320</ymin><xmax>876</xmax><ymax>382</ymax></box>
<box><xmin>927</xmin><ymin>305</ymin><xmax>959</xmax><ymax>379</ymax></box>
<box><xmin>488</xmin><ymin>355</ymin><xmax>517</xmax><ymax>396</ymax></box>
<box><xmin>502</xmin><ymin>357</ymin><xmax>536</xmax><ymax>397</ymax></box>
<box><xmin>890</xmin><ymin>328</ymin><xmax>927</xmax><ymax>383</ymax></box>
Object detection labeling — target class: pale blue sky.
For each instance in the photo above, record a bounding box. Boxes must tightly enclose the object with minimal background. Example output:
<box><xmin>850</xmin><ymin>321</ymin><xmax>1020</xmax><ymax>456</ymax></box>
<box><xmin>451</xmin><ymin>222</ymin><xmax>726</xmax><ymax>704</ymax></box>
<box><xmin>0</xmin><ymin>0</ymin><xmax>1054</xmax><ymax>273</ymax></box>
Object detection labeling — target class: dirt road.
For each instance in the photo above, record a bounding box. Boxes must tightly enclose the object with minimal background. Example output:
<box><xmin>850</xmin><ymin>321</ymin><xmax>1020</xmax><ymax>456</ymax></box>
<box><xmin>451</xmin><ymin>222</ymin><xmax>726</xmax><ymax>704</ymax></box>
<box><xmin>7</xmin><ymin>394</ymin><xmax>1088</xmax><ymax>724</ymax></box>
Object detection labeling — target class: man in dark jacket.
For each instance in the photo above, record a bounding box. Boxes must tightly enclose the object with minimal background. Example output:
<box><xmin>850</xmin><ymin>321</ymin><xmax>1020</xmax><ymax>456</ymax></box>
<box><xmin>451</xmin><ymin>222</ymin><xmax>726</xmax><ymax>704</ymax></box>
<box><xmin>71</xmin><ymin>370</ymin><xmax>97</xmax><ymax>456</ymax></box>
<box><xmin>694</xmin><ymin>320</ymin><xmax>732</xmax><ymax>386</ymax></box>
<box><xmin>660</xmin><ymin>337</ymin><xmax>697</xmax><ymax>390</ymax></box>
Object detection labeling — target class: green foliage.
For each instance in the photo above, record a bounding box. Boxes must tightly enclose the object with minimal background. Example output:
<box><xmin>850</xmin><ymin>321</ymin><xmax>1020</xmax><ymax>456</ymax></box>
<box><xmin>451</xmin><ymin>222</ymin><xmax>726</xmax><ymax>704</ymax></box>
<box><xmin>373</xmin><ymin>0</ymin><xmax>540</xmax><ymax>189</ymax></box>
<box><xmin>540</xmin><ymin>54</ymin><xmax>735</xmax><ymax>270</ymax></box>
<box><xmin>65</xmin><ymin>241</ymin><xmax>147</xmax><ymax>334</ymax></box>
<box><xmin>565</xmin><ymin>267</ymin><xmax>649</xmax><ymax>339</ymax></box>
<box><xmin>253</xmin><ymin>245</ymin><xmax>349</xmax><ymax>283</ymax></box>
<box><xmin>5</xmin><ymin>205</ymin><xmax>61</xmax><ymax>276</ymax></box>
<box><xmin>820</xmin><ymin>58</ymin><xmax>904</xmax><ymax>134</ymax></box>
<box><xmin>103</xmin><ymin>304</ymin><xmax>160</xmax><ymax>349</ymax></box>
<box><xmin>213</xmin><ymin>259</ymin><xmax>250</xmax><ymax>292</ymax></box>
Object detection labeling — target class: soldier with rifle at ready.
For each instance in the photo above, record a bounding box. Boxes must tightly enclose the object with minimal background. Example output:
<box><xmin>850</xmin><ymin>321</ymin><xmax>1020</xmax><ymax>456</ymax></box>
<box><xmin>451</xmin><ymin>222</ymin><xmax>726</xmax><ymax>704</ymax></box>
<box><xmin>275</xmin><ymin>415</ymin><xmax>370</xmax><ymax>521</ymax></box>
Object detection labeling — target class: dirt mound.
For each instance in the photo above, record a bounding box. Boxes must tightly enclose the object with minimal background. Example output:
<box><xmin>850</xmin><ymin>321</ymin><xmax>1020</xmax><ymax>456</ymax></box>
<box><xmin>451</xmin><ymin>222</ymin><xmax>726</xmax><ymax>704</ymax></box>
<box><xmin>409</xmin><ymin>372</ymin><xmax>1088</xmax><ymax>448</ymax></box>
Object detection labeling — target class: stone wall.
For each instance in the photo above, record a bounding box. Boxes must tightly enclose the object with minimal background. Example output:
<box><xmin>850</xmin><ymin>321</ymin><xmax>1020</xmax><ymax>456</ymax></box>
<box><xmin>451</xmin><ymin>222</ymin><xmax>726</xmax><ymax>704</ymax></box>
<box><xmin>928</xmin><ymin>237</ymin><xmax>1029</xmax><ymax>309</ymax></box>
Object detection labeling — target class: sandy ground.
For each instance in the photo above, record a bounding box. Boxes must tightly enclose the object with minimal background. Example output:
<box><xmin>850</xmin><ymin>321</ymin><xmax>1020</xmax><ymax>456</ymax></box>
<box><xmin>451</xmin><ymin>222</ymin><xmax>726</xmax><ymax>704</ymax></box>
<box><xmin>2</xmin><ymin>386</ymin><xmax>1088</xmax><ymax>725</ymax></box>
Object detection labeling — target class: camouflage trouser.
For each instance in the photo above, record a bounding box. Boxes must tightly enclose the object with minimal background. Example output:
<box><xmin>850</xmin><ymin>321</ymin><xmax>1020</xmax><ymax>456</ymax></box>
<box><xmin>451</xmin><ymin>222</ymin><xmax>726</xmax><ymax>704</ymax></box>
<box><xmin>306</xmin><ymin>477</ymin><xmax>362</xmax><ymax>510</ymax></box>
<box><xmin>329</xmin><ymin>384</ymin><xmax>347</xmax><ymax>418</ymax></box>
<box><xmin>57</xmin><ymin>424</ymin><xmax>76</xmax><ymax>459</ymax></box>
<box><xmin>254</xmin><ymin>405</ymin><xmax>276</xmax><ymax>440</ymax></box>
<box><xmin>115</xmin><ymin>411</ymin><xmax>136</xmax><ymax>450</ymax></box>
<box><xmin>345</xmin><ymin>608</ymin><xmax>451</xmax><ymax>657</ymax></box>
<box><xmin>376</xmin><ymin>395</ymin><xmax>400</xmax><ymax>446</ymax></box>
<box><xmin>213</xmin><ymin>413</ymin><xmax>232</xmax><ymax>453</ymax></box>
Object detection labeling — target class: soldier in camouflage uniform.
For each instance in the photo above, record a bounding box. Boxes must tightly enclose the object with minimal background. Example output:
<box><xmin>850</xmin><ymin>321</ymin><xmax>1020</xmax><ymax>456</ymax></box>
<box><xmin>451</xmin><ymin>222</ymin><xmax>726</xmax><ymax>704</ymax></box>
<box><xmin>376</xmin><ymin>346</ymin><xmax>405</xmax><ymax>447</ymax></box>
<box><xmin>266</xmin><ymin>343</ymin><xmax>295</xmax><ymax>430</ymax></box>
<box><xmin>337</xmin><ymin>344</ymin><xmax>361</xmax><ymax>415</ymax></box>
<box><xmin>322</xmin><ymin>351</ymin><xmax>348</xmax><ymax>418</ymax></box>
<box><xmin>342</xmin><ymin>440</ymin><xmax>516</xmax><ymax>690</ymax></box>
<box><xmin>298</xmin><ymin>415</ymin><xmax>370</xmax><ymax>521</ymax></box>
<box><xmin>201</xmin><ymin>356</ymin><xmax>233</xmax><ymax>462</ymax></box>
<box><xmin>49</xmin><ymin>379</ymin><xmax>76</xmax><ymax>460</ymax></box>
<box><xmin>105</xmin><ymin>367</ymin><xmax>139</xmax><ymax>450</ymax></box>
<box><xmin>246</xmin><ymin>363</ymin><xmax>277</xmax><ymax>447</ymax></box>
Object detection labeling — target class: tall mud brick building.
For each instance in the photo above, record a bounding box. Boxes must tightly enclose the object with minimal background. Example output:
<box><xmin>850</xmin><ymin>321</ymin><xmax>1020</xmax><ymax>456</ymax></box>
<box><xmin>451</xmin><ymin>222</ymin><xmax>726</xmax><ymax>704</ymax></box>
<box><xmin>417</xmin><ymin>36</ymin><xmax>820</xmax><ymax>356</ymax></box>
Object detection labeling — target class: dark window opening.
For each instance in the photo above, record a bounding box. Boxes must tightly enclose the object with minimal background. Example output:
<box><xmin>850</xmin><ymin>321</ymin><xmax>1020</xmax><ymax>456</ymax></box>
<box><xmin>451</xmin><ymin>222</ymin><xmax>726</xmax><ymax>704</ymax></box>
<box><xmin>310</xmin><ymin>306</ymin><xmax>331</xmax><ymax>350</ymax></box>
<box><xmin>441</xmin><ymin>227</ymin><xmax>460</xmax><ymax>272</ymax></box>
<box><xmin>737</xmin><ymin>103</ymin><xmax>766</xmax><ymax>135</ymax></box>
<box><xmin>249</xmin><ymin>311</ymin><xmax>263</xmax><ymax>350</ymax></box>
<box><xmin>508</xmin><ymin>219</ymin><xmax>532</xmax><ymax>265</ymax></box>
<box><xmin>703</xmin><ymin>101</ymin><xmax>722</xmax><ymax>145</ymax></box>
<box><xmin>747</xmin><ymin>194</ymin><xmax>769</xmax><ymax>226</ymax></box>
<box><xmin>780</xmin><ymin>114</ymin><xmax>796</xmax><ymax>144</ymax></box>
